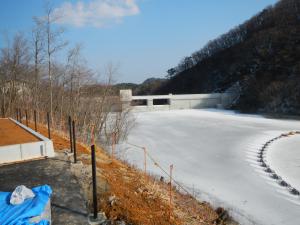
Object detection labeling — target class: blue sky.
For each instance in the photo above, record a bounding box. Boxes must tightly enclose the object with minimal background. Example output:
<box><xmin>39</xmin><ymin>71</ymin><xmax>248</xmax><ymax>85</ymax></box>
<box><xmin>0</xmin><ymin>0</ymin><xmax>278</xmax><ymax>83</ymax></box>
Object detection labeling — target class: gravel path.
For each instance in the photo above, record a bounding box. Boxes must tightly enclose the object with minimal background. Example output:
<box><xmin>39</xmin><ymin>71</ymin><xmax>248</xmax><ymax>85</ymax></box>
<box><xmin>0</xmin><ymin>154</ymin><xmax>88</xmax><ymax>225</ymax></box>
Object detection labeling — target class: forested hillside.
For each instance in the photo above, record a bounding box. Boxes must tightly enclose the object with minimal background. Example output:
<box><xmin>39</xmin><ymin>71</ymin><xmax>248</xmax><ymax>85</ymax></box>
<box><xmin>113</xmin><ymin>78</ymin><xmax>166</xmax><ymax>95</ymax></box>
<box><xmin>155</xmin><ymin>0</ymin><xmax>300</xmax><ymax>114</ymax></box>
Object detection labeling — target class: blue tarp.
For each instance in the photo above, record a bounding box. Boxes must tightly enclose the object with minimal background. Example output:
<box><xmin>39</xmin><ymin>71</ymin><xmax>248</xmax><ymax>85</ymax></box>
<box><xmin>0</xmin><ymin>185</ymin><xmax>52</xmax><ymax>225</ymax></box>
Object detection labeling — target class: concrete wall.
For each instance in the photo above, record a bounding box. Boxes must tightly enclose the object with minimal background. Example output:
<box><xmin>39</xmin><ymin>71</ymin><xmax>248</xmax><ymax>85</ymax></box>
<box><xmin>120</xmin><ymin>89</ymin><xmax>132</xmax><ymax>111</ymax></box>
<box><xmin>120</xmin><ymin>90</ymin><xmax>235</xmax><ymax>112</ymax></box>
<box><xmin>0</xmin><ymin>118</ymin><xmax>55</xmax><ymax>165</ymax></box>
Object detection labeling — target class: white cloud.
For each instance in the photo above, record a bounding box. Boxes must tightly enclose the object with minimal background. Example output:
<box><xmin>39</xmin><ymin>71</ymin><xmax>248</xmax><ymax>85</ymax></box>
<box><xmin>53</xmin><ymin>0</ymin><xmax>140</xmax><ymax>28</ymax></box>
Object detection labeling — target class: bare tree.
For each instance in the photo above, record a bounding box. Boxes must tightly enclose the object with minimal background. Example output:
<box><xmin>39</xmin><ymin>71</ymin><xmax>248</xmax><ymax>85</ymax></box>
<box><xmin>0</xmin><ymin>9</ymin><xmax>134</xmax><ymax>151</ymax></box>
<box><xmin>43</xmin><ymin>1</ymin><xmax>68</xmax><ymax>119</ymax></box>
<box><xmin>66</xmin><ymin>44</ymin><xmax>84</xmax><ymax>117</ymax></box>
<box><xmin>32</xmin><ymin>17</ymin><xmax>45</xmax><ymax>111</ymax></box>
<box><xmin>0</xmin><ymin>33</ymin><xmax>31</xmax><ymax>115</ymax></box>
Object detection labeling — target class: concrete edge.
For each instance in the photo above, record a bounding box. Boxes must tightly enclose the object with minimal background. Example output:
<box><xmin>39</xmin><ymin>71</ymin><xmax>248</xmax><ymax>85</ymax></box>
<box><xmin>9</xmin><ymin>117</ymin><xmax>50</xmax><ymax>142</ymax></box>
<box><xmin>0</xmin><ymin>156</ymin><xmax>46</xmax><ymax>167</ymax></box>
<box><xmin>7</xmin><ymin>118</ymin><xmax>55</xmax><ymax>158</ymax></box>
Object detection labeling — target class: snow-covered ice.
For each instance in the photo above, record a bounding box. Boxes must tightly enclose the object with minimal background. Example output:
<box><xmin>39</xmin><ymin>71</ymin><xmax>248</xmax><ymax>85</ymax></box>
<box><xmin>116</xmin><ymin>109</ymin><xmax>300</xmax><ymax>225</ymax></box>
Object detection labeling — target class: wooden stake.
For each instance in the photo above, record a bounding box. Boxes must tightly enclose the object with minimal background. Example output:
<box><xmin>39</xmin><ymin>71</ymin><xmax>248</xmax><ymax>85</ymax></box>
<box><xmin>143</xmin><ymin>147</ymin><xmax>147</xmax><ymax>174</ymax></box>
<box><xmin>91</xmin><ymin>125</ymin><xmax>95</xmax><ymax>146</ymax></box>
<box><xmin>111</xmin><ymin>132</ymin><xmax>116</xmax><ymax>160</ymax></box>
<box><xmin>169</xmin><ymin>164</ymin><xmax>174</xmax><ymax>221</ymax></box>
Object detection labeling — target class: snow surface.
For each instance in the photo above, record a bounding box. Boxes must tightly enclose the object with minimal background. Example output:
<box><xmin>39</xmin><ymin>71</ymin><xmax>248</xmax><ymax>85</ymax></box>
<box><xmin>116</xmin><ymin>109</ymin><xmax>300</xmax><ymax>225</ymax></box>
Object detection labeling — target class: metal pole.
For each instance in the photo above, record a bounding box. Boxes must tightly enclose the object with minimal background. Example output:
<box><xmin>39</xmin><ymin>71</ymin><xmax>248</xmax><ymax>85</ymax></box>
<box><xmin>34</xmin><ymin>110</ymin><xmax>37</xmax><ymax>132</ymax></box>
<box><xmin>169</xmin><ymin>164</ymin><xmax>173</xmax><ymax>221</ymax></box>
<box><xmin>111</xmin><ymin>132</ymin><xmax>116</xmax><ymax>160</ymax></box>
<box><xmin>17</xmin><ymin>108</ymin><xmax>20</xmax><ymax>122</ymax></box>
<box><xmin>91</xmin><ymin>144</ymin><xmax>98</xmax><ymax>219</ymax></box>
<box><xmin>91</xmin><ymin>125</ymin><xmax>95</xmax><ymax>146</ymax></box>
<box><xmin>25</xmin><ymin>110</ymin><xmax>28</xmax><ymax>126</ymax></box>
<box><xmin>16</xmin><ymin>108</ymin><xmax>19</xmax><ymax>121</ymax></box>
<box><xmin>143</xmin><ymin>147</ymin><xmax>147</xmax><ymax>174</ymax></box>
<box><xmin>1</xmin><ymin>106</ymin><xmax>4</xmax><ymax>118</ymax></box>
<box><xmin>19</xmin><ymin>108</ymin><xmax>22</xmax><ymax>123</ymax></box>
<box><xmin>68</xmin><ymin>116</ymin><xmax>73</xmax><ymax>153</ymax></box>
<box><xmin>47</xmin><ymin>112</ymin><xmax>51</xmax><ymax>139</ymax></box>
<box><xmin>72</xmin><ymin>120</ymin><xmax>77</xmax><ymax>163</ymax></box>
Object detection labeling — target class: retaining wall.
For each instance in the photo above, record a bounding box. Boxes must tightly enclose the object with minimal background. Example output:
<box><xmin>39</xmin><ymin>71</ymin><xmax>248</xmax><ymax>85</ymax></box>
<box><xmin>0</xmin><ymin>118</ymin><xmax>55</xmax><ymax>165</ymax></box>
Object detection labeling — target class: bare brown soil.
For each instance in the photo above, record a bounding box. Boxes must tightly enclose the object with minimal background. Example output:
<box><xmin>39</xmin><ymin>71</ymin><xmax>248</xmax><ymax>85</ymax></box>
<box><xmin>0</xmin><ymin>119</ymin><xmax>40</xmax><ymax>146</ymax></box>
<box><xmin>29</xmin><ymin>122</ymin><xmax>232</xmax><ymax>225</ymax></box>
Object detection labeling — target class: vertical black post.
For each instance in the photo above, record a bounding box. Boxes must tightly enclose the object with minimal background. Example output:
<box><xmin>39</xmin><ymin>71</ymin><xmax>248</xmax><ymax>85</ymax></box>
<box><xmin>68</xmin><ymin>116</ymin><xmax>73</xmax><ymax>153</ymax></box>
<box><xmin>16</xmin><ymin>108</ymin><xmax>19</xmax><ymax>121</ymax></box>
<box><xmin>19</xmin><ymin>108</ymin><xmax>22</xmax><ymax>123</ymax></box>
<box><xmin>17</xmin><ymin>108</ymin><xmax>20</xmax><ymax>122</ymax></box>
<box><xmin>34</xmin><ymin>110</ymin><xmax>37</xmax><ymax>132</ymax></box>
<box><xmin>1</xmin><ymin>106</ymin><xmax>4</xmax><ymax>118</ymax></box>
<box><xmin>91</xmin><ymin>144</ymin><xmax>98</xmax><ymax>219</ymax></box>
<box><xmin>72</xmin><ymin>120</ymin><xmax>77</xmax><ymax>163</ymax></box>
<box><xmin>25</xmin><ymin>110</ymin><xmax>28</xmax><ymax>126</ymax></box>
<box><xmin>47</xmin><ymin>112</ymin><xmax>51</xmax><ymax>139</ymax></box>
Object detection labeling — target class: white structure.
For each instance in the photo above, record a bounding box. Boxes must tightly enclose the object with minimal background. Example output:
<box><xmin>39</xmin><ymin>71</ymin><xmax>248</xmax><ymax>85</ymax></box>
<box><xmin>0</xmin><ymin>118</ymin><xmax>55</xmax><ymax>165</ymax></box>
<box><xmin>120</xmin><ymin>89</ymin><xmax>235</xmax><ymax>112</ymax></box>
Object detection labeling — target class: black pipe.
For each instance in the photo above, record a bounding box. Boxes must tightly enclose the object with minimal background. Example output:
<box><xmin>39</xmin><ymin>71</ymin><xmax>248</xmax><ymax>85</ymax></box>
<box><xmin>47</xmin><ymin>112</ymin><xmax>51</xmax><ymax>139</ymax></box>
<box><xmin>91</xmin><ymin>144</ymin><xmax>98</xmax><ymax>219</ymax></box>
<box><xmin>34</xmin><ymin>110</ymin><xmax>37</xmax><ymax>132</ymax></box>
<box><xmin>1</xmin><ymin>106</ymin><xmax>4</xmax><ymax>118</ymax></box>
<box><xmin>25</xmin><ymin>110</ymin><xmax>28</xmax><ymax>126</ymax></box>
<box><xmin>72</xmin><ymin>120</ymin><xmax>77</xmax><ymax>163</ymax></box>
<box><xmin>16</xmin><ymin>108</ymin><xmax>19</xmax><ymax>121</ymax></box>
<box><xmin>68</xmin><ymin>116</ymin><xmax>73</xmax><ymax>153</ymax></box>
<box><xmin>19</xmin><ymin>108</ymin><xmax>22</xmax><ymax>123</ymax></box>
